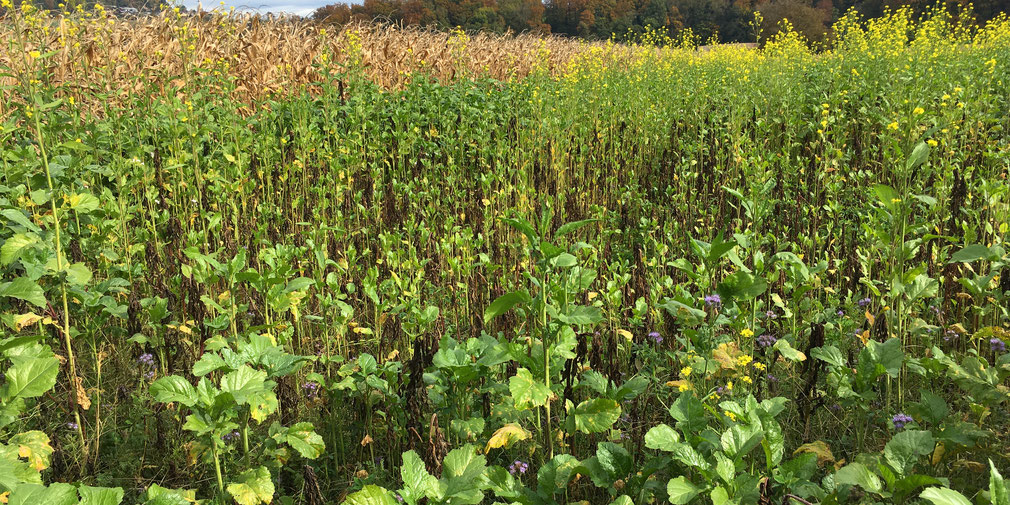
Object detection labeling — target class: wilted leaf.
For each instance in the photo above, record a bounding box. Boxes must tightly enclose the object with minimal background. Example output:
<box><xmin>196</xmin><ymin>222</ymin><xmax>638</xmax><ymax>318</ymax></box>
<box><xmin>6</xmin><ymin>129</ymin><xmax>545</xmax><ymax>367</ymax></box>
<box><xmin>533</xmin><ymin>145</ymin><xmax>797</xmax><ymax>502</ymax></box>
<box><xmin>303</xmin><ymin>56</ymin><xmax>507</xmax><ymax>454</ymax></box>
<box><xmin>226</xmin><ymin>466</ymin><xmax>274</xmax><ymax>505</ymax></box>
<box><xmin>485</xmin><ymin>423</ymin><xmax>529</xmax><ymax>452</ymax></box>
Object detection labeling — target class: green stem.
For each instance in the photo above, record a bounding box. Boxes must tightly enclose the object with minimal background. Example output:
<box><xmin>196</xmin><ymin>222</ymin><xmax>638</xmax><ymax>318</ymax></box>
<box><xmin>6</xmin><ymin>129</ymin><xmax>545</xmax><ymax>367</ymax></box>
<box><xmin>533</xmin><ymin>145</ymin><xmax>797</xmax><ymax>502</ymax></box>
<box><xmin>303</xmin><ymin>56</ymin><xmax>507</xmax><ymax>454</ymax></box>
<box><xmin>211</xmin><ymin>438</ymin><xmax>226</xmax><ymax>499</ymax></box>
<box><xmin>34</xmin><ymin>111</ymin><xmax>86</xmax><ymax>452</ymax></box>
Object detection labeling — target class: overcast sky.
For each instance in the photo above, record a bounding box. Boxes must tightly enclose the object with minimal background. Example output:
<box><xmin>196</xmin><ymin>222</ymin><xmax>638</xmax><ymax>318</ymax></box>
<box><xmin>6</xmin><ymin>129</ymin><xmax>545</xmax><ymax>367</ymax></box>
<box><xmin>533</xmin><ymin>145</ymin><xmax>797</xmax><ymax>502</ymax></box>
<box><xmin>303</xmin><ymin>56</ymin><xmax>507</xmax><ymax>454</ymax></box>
<box><xmin>179</xmin><ymin>0</ymin><xmax>337</xmax><ymax>16</ymax></box>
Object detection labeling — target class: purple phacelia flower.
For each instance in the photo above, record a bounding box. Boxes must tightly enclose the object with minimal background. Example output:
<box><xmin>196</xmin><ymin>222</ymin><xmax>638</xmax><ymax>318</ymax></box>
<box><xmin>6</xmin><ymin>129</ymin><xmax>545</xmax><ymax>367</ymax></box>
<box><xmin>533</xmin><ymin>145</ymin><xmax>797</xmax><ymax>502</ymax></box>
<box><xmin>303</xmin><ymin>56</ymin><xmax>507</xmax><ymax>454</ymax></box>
<box><xmin>991</xmin><ymin>338</ymin><xmax>1006</xmax><ymax>353</ymax></box>
<box><xmin>704</xmin><ymin>294</ymin><xmax>722</xmax><ymax>307</ymax></box>
<box><xmin>892</xmin><ymin>413</ymin><xmax>913</xmax><ymax>430</ymax></box>
<box><xmin>648</xmin><ymin>331</ymin><xmax>663</xmax><ymax>344</ymax></box>
<box><xmin>765</xmin><ymin>310</ymin><xmax>778</xmax><ymax>319</ymax></box>
<box><xmin>302</xmin><ymin>381</ymin><xmax>320</xmax><ymax>399</ymax></box>
<box><xmin>509</xmin><ymin>460</ymin><xmax>529</xmax><ymax>475</ymax></box>
<box><xmin>857</xmin><ymin>297</ymin><xmax>872</xmax><ymax>308</ymax></box>
<box><xmin>757</xmin><ymin>334</ymin><xmax>777</xmax><ymax>348</ymax></box>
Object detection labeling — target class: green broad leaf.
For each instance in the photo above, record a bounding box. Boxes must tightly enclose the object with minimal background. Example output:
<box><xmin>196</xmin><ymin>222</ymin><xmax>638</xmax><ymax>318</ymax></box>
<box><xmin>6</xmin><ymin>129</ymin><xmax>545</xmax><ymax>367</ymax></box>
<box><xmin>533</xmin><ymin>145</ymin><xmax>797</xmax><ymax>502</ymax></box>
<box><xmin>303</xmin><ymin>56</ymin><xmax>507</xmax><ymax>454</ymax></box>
<box><xmin>711</xmin><ymin>485</ymin><xmax>730</xmax><ymax>505</ymax></box>
<box><xmin>67</xmin><ymin>193</ymin><xmax>100</xmax><ymax>213</ymax></box>
<box><xmin>149</xmin><ymin>376</ymin><xmax>197</xmax><ymax>407</ymax></box>
<box><xmin>549</xmin><ymin>252</ymin><xmax>578</xmax><ymax>268</ymax></box>
<box><xmin>573</xmin><ymin>398</ymin><xmax>621</xmax><ymax>433</ymax></box>
<box><xmin>811</xmin><ymin>345</ymin><xmax>845</xmax><ymax>368</ymax></box>
<box><xmin>400</xmin><ymin>450</ymin><xmax>438</xmax><ymax>503</ymax></box>
<box><xmin>1</xmin><ymin>233</ymin><xmax>38</xmax><ymax>265</ymax></box>
<box><xmin>773</xmin><ymin>339</ymin><xmax>806</xmax><ymax>362</ymax></box>
<box><xmin>501</xmin><ymin>217</ymin><xmax>538</xmax><ymax>244</ymax></box>
<box><xmin>714</xmin><ymin>452</ymin><xmax>735</xmax><ymax>484</ymax></box>
<box><xmin>537</xmin><ymin>454</ymin><xmax>581</xmax><ymax>495</ymax></box>
<box><xmin>226</xmin><ymin>466</ymin><xmax>275</xmax><ymax>505</ymax></box>
<box><xmin>919</xmin><ymin>487</ymin><xmax>971</xmax><ymax>505</ymax></box>
<box><xmin>509</xmin><ymin>368</ymin><xmax>550</xmax><ymax>409</ymax></box>
<box><xmin>873</xmin><ymin>184</ymin><xmax>900</xmax><ymax>210</ymax></box>
<box><xmin>948</xmin><ymin>244</ymin><xmax>994</xmax><ymax>263</ymax></box>
<box><xmin>905</xmin><ymin>141</ymin><xmax>930</xmax><ymax>171</ymax></box>
<box><xmin>8</xmin><ymin>482</ymin><xmax>77</xmax><ymax>505</ymax></box>
<box><xmin>484</xmin><ymin>291</ymin><xmax>531</xmax><ymax>322</ymax></box>
<box><xmin>79</xmin><ymin>485</ymin><xmax>125</xmax><ymax>505</ymax></box>
<box><xmin>220</xmin><ymin>365</ymin><xmax>268</xmax><ymax>405</ymax></box>
<box><xmin>2</xmin><ymin>209</ymin><xmax>42</xmax><ymax>233</ymax></box>
<box><xmin>991</xmin><ymin>460</ymin><xmax>1009</xmax><ymax>505</ymax></box>
<box><xmin>892</xmin><ymin>474</ymin><xmax>943</xmax><ymax>497</ymax></box>
<box><xmin>667</xmin><ymin>442</ymin><xmax>710</xmax><ymax>470</ymax></box>
<box><xmin>669</xmin><ymin>392</ymin><xmax>707</xmax><ymax>433</ymax></box>
<box><xmin>660</xmin><ymin>298</ymin><xmax>706</xmax><ymax>321</ymax></box>
<box><xmin>0</xmin><ymin>278</ymin><xmax>47</xmax><ymax>308</ymax></box>
<box><xmin>182</xmin><ymin>413</ymin><xmax>212</xmax><ymax>435</ymax></box>
<box><xmin>555</xmin><ymin>218</ymin><xmax>598</xmax><ymax>237</ymax></box>
<box><xmin>834</xmin><ymin>462</ymin><xmax>882</xmax><ymax>494</ymax></box>
<box><xmin>559</xmin><ymin>305</ymin><xmax>603</xmax><ymax>325</ymax></box>
<box><xmin>192</xmin><ymin>353</ymin><xmax>227</xmax><ymax>376</ymax></box>
<box><xmin>609</xmin><ymin>495</ymin><xmax>634</xmax><ymax>505</ymax></box>
<box><xmin>666</xmin><ymin>477</ymin><xmax>701</xmax><ymax>504</ymax></box>
<box><xmin>3</xmin><ymin>354</ymin><xmax>59</xmax><ymax>401</ymax></box>
<box><xmin>580</xmin><ymin>370</ymin><xmax>609</xmax><ymax>395</ymax></box>
<box><xmin>867</xmin><ymin>338</ymin><xmax>904</xmax><ymax>377</ymax></box>
<box><xmin>596</xmin><ymin>442</ymin><xmax>632</xmax><ymax>477</ymax></box>
<box><xmin>141</xmin><ymin>484</ymin><xmax>197</xmax><ymax>505</ymax></box>
<box><xmin>64</xmin><ymin>263</ymin><xmax>92</xmax><ymax>286</ymax></box>
<box><xmin>912</xmin><ymin>391</ymin><xmax>948</xmax><ymax>426</ymax></box>
<box><xmin>716</xmin><ymin>271</ymin><xmax>767</xmax><ymax>301</ymax></box>
<box><xmin>273</xmin><ymin>422</ymin><xmax>325</xmax><ymax>459</ymax></box>
<box><xmin>484</xmin><ymin>466</ymin><xmax>523</xmax><ymax>500</ymax></box>
<box><xmin>884</xmin><ymin>430</ymin><xmax>934</xmax><ymax>478</ymax></box>
<box><xmin>720</xmin><ymin>424</ymin><xmax>763</xmax><ymax>458</ymax></box>
<box><xmin>645</xmin><ymin>424</ymin><xmax>681</xmax><ymax>451</ymax></box>
<box><xmin>451</xmin><ymin>417</ymin><xmax>486</xmax><ymax>442</ymax></box>
<box><xmin>442</xmin><ymin>445</ymin><xmax>486</xmax><ymax>499</ymax></box>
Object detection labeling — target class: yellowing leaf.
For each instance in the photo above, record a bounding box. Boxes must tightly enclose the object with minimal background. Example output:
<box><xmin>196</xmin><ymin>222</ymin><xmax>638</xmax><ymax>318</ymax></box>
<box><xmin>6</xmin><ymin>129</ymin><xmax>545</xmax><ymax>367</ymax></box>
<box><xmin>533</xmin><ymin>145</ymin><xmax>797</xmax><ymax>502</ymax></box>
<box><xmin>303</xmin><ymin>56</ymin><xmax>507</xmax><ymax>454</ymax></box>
<box><xmin>227</xmin><ymin>466</ymin><xmax>275</xmax><ymax>505</ymax></box>
<box><xmin>12</xmin><ymin>312</ymin><xmax>42</xmax><ymax>331</ymax></box>
<box><xmin>794</xmin><ymin>440</ymin><xmax>834</xmax><ymax>466</ymax></box>
<box><xmin>12</xmin><ymin>430</ymin><xmax>54</xmax><ymax>471</ymax></box>
<box><xmin>931</xmin><ymin>442</ymin><xmax>946</xmax><ymax>465</ymax></box>
<box><xmin>615</xmin><ymin>329</ymin><xmax>633</xmax><ymax>341</ymax></box>
<box><xmin>485</xmin><ymin>423</ymin><xmax>530</xmax><ymax>452</ymax></box>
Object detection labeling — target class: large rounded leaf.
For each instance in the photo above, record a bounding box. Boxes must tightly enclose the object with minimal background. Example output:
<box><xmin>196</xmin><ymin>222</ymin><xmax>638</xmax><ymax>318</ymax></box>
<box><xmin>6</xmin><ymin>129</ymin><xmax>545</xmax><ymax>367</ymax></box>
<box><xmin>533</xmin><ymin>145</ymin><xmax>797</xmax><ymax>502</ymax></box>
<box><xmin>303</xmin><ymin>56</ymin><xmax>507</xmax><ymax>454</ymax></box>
<box><xmin>573</xmin><ymin>398</ymin><xmax>621</xmax><ymax>433</ymax></box>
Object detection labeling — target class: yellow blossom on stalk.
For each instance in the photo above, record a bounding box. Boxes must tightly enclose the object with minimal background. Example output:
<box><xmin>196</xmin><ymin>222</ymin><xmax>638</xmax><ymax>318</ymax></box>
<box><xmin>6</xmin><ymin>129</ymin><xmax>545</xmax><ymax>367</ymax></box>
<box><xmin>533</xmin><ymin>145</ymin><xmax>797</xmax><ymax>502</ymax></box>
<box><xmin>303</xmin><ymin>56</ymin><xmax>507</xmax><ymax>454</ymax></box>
<box><xmin>737</xmin><ymin>355</ymin><xmax>753</xmax><ymax>367</ymax></box>
<box><xmin>888</xmin><ymin>121</ymin><xmax>899</xmax><ymax>130</ymax></box>
<box><xmin>29</xmin><ymin>50</ymin><xmax>41</xmax><ymax>59</ymax></box>
<box><xmin>681</xmin><ymin>366</ymin><xmax>692</xmax><ymax>377</ymax></box>
<box><xmin>726</xmin><ymin>381</ymin><xmax>733</xmax><ymax>391</ymax></box>
<box><xmin>753</xmin><ymin>362</ymin><xmax>766</xmax><ymax>371</ymax></box>
<box><xmin>740</xmin><ymin>328</ymin><xmax>754</xmax><ymax>338</ymax></box>
<box><xmin>678</xmin><ymin>383</ymin><xmax>691</xmax><ymax>392</ymax></box>
<box><xmin>913</xmin><ymin>107</ymin><xmax>925</xmax><ymax>115</ymax></box>
<box><xmin>724</xmin><ymin>410</ymin><xmax>737</xmax><ymax>421</ymax></box>
<box><xmin>741</xmin><ymin>375</ymin><xmax>752</xmax><ymax>384</ymax></box>
<box><xmin>1</xmin><ymin>0</ymin><xmax>11</xmax><ymax>8</ymax></box>
<box><xmin>927</xmin><ymin>139</ymin><xmax>937</xmax><ymax>146</ymax></box>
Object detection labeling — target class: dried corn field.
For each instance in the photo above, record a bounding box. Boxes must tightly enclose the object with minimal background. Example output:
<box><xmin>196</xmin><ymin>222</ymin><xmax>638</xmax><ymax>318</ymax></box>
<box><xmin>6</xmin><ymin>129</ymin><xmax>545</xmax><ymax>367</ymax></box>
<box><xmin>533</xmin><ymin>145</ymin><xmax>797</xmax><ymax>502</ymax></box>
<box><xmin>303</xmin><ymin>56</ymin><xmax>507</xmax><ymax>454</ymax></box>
<box><xmin>0</xmin><ymin>8</ymin><xmax>655</xmax><ymax>110</ymax></box>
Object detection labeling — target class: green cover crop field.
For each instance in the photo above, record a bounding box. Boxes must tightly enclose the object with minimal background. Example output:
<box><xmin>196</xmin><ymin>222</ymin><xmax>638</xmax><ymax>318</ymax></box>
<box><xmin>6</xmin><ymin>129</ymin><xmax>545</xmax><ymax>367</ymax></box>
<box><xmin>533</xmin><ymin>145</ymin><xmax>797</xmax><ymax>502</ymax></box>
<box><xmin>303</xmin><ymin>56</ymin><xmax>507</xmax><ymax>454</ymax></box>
<box><xmin>1</xmin><ymin>4</ymin><xmax>1009</xmax><ymax>505</ymax></box>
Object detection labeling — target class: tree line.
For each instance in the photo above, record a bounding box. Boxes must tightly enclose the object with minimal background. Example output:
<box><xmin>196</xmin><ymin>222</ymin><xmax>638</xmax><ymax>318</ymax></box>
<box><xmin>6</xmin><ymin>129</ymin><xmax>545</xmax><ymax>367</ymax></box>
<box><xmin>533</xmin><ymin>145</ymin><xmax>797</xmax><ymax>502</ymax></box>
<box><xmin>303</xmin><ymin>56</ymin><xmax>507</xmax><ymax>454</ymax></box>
<box><xmin>312</xmin><ymin>0</ymin><xmax>1009</xmax><ymax>43</ymax></box>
